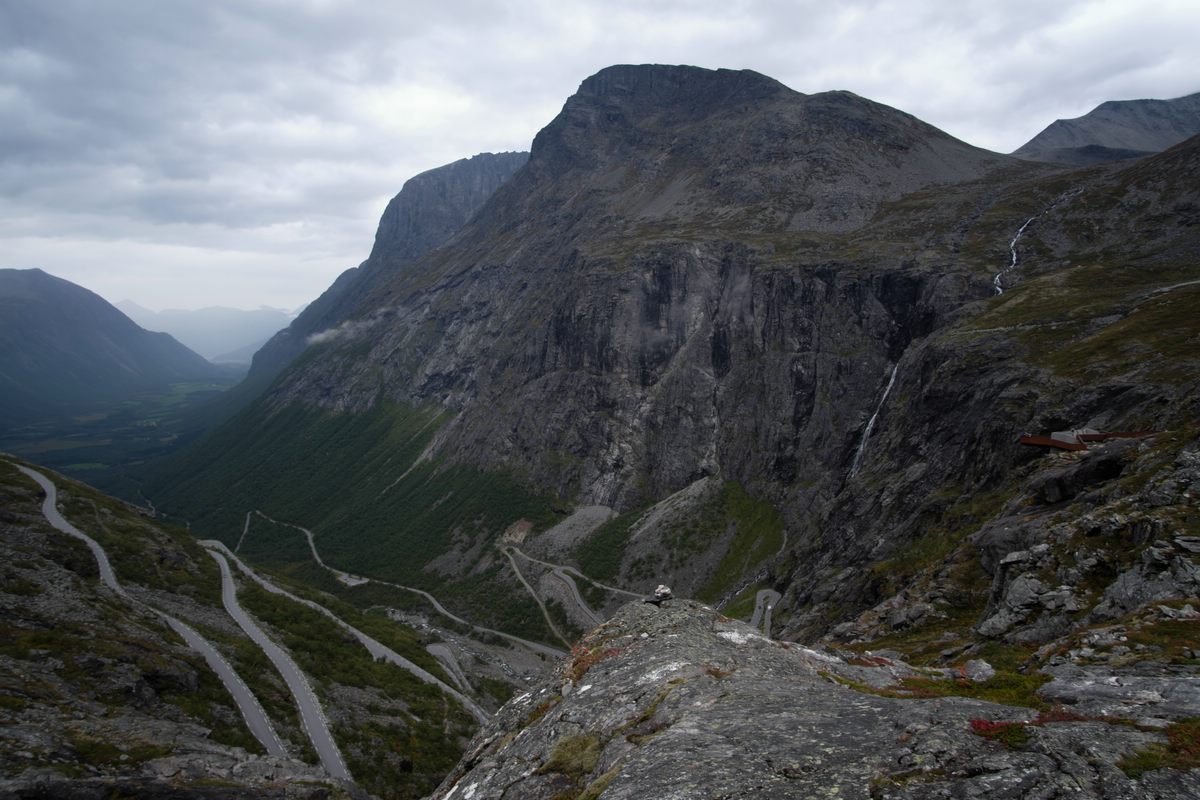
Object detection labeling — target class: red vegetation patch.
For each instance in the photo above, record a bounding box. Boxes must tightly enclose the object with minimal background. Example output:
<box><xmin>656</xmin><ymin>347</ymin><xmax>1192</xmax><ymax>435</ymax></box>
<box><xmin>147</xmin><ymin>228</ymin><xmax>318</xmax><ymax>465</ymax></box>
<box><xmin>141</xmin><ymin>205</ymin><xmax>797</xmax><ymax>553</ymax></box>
<box><xmin>702</xmin><ymin>663</ymin><xmax>733</xmax><ymax>679</ymax></box>
<box><xmin>568</xmin><ymin>643</ymin><xmax>623</xmax><ymax>683</ymax></box>
<box><xmin>970</xmin><ymin>705</ymin><xmax>1093</xmax><ymax>750</ymax></box>
<box><xmin>970</xmin><ymin>718</ymin><xmax>1030</xmax><ymax>748</ymax></box>
<box><xmin>847</xmin><ymin>655</ymin><xmax>894</xmax><ymax>668</ymax></box>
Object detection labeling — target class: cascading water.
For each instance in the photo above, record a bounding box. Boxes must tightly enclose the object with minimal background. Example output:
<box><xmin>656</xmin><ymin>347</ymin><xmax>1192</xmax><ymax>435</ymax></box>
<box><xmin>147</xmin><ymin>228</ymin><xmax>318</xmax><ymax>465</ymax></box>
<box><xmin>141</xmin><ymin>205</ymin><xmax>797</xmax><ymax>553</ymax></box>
<box><xmin>849</xmin><ymin>362</ymin><xmax>899</xmax><ymax>477</ymax></box>
<box><xmin>993</xmin><ymin>187</ymin><xmax>1083</xmax><ymax>294</ymax></box>
<box><xmin>994</xmin><ymin>216</ymin><xmax>1037</xmax><ymax>295</ymax></box>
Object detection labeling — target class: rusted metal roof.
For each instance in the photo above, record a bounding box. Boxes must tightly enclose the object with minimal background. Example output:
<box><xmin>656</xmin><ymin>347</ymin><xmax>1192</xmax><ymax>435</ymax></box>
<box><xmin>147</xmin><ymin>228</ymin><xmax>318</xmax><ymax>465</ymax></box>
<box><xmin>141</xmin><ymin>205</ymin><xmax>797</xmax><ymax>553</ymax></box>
<box><xmin>1019</xmin><ymin>430</ymin><xmax>1156</xmax><ymax>452</ymax></box>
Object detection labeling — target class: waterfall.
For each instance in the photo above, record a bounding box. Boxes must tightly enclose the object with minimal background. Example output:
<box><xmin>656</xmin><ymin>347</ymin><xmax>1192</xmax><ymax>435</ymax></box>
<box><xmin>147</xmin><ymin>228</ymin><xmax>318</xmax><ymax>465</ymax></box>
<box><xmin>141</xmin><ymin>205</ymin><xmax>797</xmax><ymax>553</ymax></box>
<box><xmin>993</xmin><ymin>187</ymin><xmax>1082</xmax><ymax>294</ymax></box>
<box><xmin>994</xmin><ymin>216</ymin><xmax>1037</xmax><ymax>295</ymax></box>
<box><xmin>849</xmin><ymin>363</ymin><xmax>899</xmax><ymax>477</ymax></box>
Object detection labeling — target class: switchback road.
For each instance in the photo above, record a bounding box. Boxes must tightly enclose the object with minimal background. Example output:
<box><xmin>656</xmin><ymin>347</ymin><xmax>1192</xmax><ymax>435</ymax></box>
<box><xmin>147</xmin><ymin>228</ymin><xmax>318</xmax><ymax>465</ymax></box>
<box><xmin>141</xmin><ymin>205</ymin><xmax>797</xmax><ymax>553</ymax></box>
<box><xmin>749</xmin><ymin>589</ymin><xmax>782</xmax><ymax>638</ymax></box>
<box><xmin>209</xmin><ymin>549</ymin><xmax>351</xmax><ymax>780</ymax></box>
<box><xmin>11</xmin><ymin>464</ymin><xmax>286</xmax><ymax>759</ymax></box>
<box><xmin>203</xmin><ymin>540</ymin><xmax>489</xmax><ymax>725</ymax></box>
<box><xmin>239</xmin><ymin>511</ymin><xmax>566</xmax><ymax>659</ymax></box>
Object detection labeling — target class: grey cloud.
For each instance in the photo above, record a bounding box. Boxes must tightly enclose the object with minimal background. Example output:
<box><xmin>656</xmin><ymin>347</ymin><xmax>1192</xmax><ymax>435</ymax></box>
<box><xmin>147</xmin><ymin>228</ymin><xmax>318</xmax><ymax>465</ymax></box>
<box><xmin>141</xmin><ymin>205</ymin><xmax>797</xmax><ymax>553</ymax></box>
<box><xmin>0</xmin><ymin>0</ymin><xmax>1197</xmax><ymax>310</ymax></box>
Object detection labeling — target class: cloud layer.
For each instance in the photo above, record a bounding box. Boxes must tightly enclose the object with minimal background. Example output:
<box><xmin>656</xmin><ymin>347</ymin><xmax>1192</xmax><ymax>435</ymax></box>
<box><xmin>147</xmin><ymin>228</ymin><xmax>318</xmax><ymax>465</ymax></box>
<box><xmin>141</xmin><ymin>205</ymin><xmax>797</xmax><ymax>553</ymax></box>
<box><xmin>2</xmin><ymin>0</ymin><xmax>1197</xmax><ymax>310</ymax></box>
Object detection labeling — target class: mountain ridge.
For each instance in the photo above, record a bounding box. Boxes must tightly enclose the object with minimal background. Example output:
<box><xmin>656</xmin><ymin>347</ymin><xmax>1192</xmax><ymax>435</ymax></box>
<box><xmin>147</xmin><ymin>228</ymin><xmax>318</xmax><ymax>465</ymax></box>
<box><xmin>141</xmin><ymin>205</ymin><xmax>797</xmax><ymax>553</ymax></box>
<box><xmin>1014</xmin><ymin>90</ymin><xmax>1200</xmax><ymax>165</ymax></box>
<box><xmin>145</xmin><ymin>58</ymin><xmax>1197</xmax><ymax>705</ymax></box>
<box><xmin>0</xmin><ymin>268</ymin><xmax>225</xmax><ymax>430</ymax></box>
<box><xmin>115</xmin><ymin>301</ymin><xmax>294</xmax><ymax>363</ymax></box>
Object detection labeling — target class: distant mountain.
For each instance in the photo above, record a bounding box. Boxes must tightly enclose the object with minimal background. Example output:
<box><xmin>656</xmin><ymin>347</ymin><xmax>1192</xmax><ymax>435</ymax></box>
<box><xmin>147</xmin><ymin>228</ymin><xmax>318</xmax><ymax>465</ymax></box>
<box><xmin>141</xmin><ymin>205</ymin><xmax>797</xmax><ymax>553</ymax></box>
<box><xmin>206</xmin><ymin>151</ymin><xmax>529</xmax><ymax>417</ymax></box>
<box><xmin>0</xmin><ymin>269</ymin><xmax>224</xmax><ymax>429</ymax></box>
<box><xmin>115</xmin><ymin>301</ymin><xmax>293</xmax><ymax>362</ymax></box>
<box><xmin>153</xmin><ymin>65</ymin><xmax>1198</xmax><ymax>646</ymax></box>
<box><xmin>1014</xmin><ymin>91</ymin><xmax>1200</xmax><ymax>165</ymax></box>
<box><xmin>210</xmin><ymin>337</ymin><xmax>270</xmax><ymax>364</ymax></box>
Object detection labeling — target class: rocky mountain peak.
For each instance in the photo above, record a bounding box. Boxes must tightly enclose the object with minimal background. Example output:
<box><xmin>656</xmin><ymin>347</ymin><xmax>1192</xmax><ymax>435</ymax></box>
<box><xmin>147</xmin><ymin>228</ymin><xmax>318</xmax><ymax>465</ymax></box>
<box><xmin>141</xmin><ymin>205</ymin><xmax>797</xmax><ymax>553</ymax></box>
<box><xmin>527</xmin><ymin>64</ymin><xmax>791</xmax><ymax>175</ymax></box>
<box><xmin>483</xmin><ymin>63</ymin><xmax>1014</xmax><ymax>251</ymax></box>
<box><xmin>571</xmin><ymin>63</ymin><xmax>790</xmax><ymax>116</ymax></box>
<box><xmin>431</xmin><ymin>599</ymin><xmax>1200</xmax><ymax>799</ymax></box>
<box><xmin>207</xmin><ymin>150</ymin><xmax>529</xmax><ymax>416</ymax></box>
<box><xmin>1014</xmin><ymin>90</ymin><xmax>1200</xmax><ymax>165</ymax></box>
<box><xmin>370</xmin><ymin>151</ymin><xmax>529</xmax><ymax>262</ymax></box>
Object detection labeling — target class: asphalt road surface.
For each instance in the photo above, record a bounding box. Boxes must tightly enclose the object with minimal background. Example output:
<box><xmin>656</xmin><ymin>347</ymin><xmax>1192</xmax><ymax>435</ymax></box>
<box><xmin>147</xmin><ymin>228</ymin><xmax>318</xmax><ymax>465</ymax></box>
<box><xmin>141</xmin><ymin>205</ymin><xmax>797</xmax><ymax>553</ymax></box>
<box><xmin>203</xmin><ymin>540</ymin><xmax>489</xmax><ymax>725</ymax></box>
<box><xmin>749</xmin><ymin>589</ymin><xmax>782</xmax><ymax>637</ymax></box>
<box><xmin>11</xmin><ymin>464</ymin><xmax>286</xmax><ymax>758</ymax></box>
<box><xmin>209</xmin><ymin>549</ymin><xmax>351</xmax><ymax>780</ymax></box>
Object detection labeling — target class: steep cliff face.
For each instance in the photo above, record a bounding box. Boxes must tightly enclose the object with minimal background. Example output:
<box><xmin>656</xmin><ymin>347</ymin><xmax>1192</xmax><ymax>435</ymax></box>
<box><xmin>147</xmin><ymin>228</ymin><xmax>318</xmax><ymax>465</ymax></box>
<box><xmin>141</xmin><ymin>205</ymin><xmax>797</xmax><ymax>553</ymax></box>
<box><xmin>218</xmin><ymin>151</ymin><xmax>529</xmax><ymax>413</ymax></box>
<box><xmin>260</xmin><ymin>65</ymin><xmax>1026</xmax><ymax>515</ymax></box>
<box><xmin>773</xmin><ymin>138</ymin><xmax>1200</xmax><ymax>649</ymax></box>
<box><xmin>154</xmin><ymin>67</ymin><xmax>1199</xmax><ymax>662</ymax></box>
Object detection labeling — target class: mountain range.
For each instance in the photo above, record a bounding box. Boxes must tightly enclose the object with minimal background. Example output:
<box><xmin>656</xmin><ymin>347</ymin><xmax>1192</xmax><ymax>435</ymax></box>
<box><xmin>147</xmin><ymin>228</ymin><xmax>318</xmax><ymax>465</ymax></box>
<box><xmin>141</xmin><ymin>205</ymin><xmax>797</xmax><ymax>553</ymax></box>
<box><xmin>149</xmin><ymin>66</ymin><xmax>1199</xmax><ymax>624</ymax></box>
<box><xmin>1014</xmin><ymin>90</ymin><xmax>1200</xmax><ymax>165</ymax></box>
<box><xmin>0</xmin><ymin>268</ymin><xmax>226</xmax><ymax>431</ymax></box>
<box><xmin>114</xmin><ymin>301</ymin><xmax>296</xmax><ymax>364</ymax></box>
<box><xmin>3</xmin><ymin>64</ymin><xmax>1199</xmax><ymax>798</ymax></box>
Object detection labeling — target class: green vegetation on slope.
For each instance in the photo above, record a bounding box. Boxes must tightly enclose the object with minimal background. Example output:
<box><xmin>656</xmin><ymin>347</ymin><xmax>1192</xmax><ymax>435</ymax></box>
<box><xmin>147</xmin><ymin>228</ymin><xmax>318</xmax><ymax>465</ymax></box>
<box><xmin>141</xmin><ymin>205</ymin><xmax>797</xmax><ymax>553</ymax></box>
<box><xmin>239</xmin><ymin>583</ymin><xmax>471</xmax><ymax>798</ymax></box>
<box><xmin>573</xmin><ymin>481</ymin><xmax>783</xmax><ymax>603</ymax></box>
<box><xmin>149</xmin><ymin>400</ymin><xmax>563</xmax><ymax>589</ymax></box>
<box><xmin>574</xmin><ymin>506</ymin><xmax>647</xmax><ymax>582</ymax></box>
<box><xmin>969</xmin><ymin>260</ymin><xmax>1200</xmax><ymax>387</ymax></box>
<box><xmin>54</xmin><ymin>478</ymin><xmax>224</xmax><ymax>604</ymax></box>
<box><xmin>697</xmin><ymin>483</ymin><xmax>785</xmax><ymax>602</ymax></box>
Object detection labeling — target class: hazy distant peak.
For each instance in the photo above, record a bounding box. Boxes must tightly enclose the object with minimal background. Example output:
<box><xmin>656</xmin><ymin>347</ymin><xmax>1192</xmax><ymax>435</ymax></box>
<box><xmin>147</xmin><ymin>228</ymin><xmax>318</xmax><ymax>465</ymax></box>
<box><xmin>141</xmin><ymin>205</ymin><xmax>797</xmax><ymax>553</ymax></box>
<box><xmin>1014</xmin><ymin>90</ymin><xmax>1200</xmax><ymax>165</ymax></box>
<box><xmin>0</xmin><ymin>269</ymin><xmax>220</xmax><ymax>428</ymax></box>
<box><xmin>113</xmin><ymin>302</ymin><xmax>294</xmax><ymax>360</ymax></box>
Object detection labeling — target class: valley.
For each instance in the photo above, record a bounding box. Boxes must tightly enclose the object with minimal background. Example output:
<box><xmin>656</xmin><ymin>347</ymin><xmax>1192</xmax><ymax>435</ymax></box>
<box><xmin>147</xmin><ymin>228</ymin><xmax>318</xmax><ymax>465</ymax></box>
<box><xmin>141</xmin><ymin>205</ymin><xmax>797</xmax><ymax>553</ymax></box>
<box><xmin>2</xmin><ymin>61</ymin><xmax>1199</xmax><ymax>799</ymax></box>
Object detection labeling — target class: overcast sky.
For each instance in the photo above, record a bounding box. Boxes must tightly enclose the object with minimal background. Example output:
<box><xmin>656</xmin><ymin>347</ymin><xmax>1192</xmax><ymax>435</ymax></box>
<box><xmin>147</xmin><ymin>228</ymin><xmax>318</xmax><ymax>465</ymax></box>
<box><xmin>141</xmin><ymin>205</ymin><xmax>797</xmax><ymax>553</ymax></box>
<box><xmin>2</xmin><ymin>0</ymin><xmax>1197</xmax><ymax>311</ymax></box>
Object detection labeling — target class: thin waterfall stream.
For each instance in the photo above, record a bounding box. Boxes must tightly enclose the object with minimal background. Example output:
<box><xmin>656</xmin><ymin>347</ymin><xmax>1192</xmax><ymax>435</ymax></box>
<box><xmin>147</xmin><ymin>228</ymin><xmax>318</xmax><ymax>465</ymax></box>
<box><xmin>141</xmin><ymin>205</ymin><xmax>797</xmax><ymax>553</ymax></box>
<box><xmin>993</xmin><ymin>187</ymin><xmax>1082</xmax><ymax>294</ymax></box>
<box><xmin>849</xmin><ymin>362</ymin><xmax>899</xmax><ymax>477</ymax></box>
<box><xmin>994</xmin><ymin>216</ymin><xmax>1037</xmax><ymax>294</ymax></box>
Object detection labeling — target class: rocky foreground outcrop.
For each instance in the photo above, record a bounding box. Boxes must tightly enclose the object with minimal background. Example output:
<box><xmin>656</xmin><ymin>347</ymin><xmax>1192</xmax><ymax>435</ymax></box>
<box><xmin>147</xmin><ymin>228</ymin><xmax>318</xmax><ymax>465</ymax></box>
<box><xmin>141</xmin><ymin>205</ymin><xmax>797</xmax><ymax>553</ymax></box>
<box><xmin>430</xmin><ymin>600</ymin><xmax>1199</xmax><ymax>799</ymax></box>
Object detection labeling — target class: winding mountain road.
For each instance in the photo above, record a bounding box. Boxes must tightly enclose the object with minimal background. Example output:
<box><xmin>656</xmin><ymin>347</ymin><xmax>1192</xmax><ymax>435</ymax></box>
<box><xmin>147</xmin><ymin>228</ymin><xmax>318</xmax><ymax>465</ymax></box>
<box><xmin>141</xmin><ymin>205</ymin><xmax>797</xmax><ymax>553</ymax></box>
<box><xmin>749</xmin><ymin>590</ymin><xmax>782</xmax><ymax>638</ymax></box>
<box><xmin>10</xmin><ymin>464</ymin><xmax>287</xmax><ymax>759</ymax></box>
<box><xmin>507</xmin><ymin>547</ymin><xmax>644</xmax><ymax>599</ymax></box>
<box><xmin>502</xmin><ymin>547</ymin><xmax>573</xmax><ymax>648</ymax></box>
<box><xmin>240</xmin><ymin>511</ymin><xmax>565</xmax><ymax>658</ymax></box>
<box><xmin>505</xmin><ymin>546</ymin><xmax>640</xmax><ymax>628</ymax></box>
<box><xmin>203</xmin><ymin>541</ymin><xmax>489</xmax><ymax>725</ymax></box>
<box><xmin>427</xmin><ymin>643</ymin><xmax>474</xmax><ymax>694</ymax></box>
<box><xmin>208</xmin><ymin>549</ymin><xmax>351</xmax><ymax>780</ymax></box>
<box><xmin>373</xmin><ymin>577</ymin><xmax>567</xmax><ymax>659</ymax></box>
<box><xmin>242</xmin><ymin>511</ymin><xmax>366</xmax><ymax>586</ymax></box>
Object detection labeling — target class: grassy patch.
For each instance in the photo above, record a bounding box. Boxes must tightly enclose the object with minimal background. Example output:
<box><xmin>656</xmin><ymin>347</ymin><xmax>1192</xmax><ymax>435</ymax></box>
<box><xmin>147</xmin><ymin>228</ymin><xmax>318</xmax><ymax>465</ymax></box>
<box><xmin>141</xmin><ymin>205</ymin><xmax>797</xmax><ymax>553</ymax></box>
<box><xmin>523</xmin><ymin>695</ymin><xmax>562</xmax><ymax>727</ymax></box>
<box><xmin>537</xmin><ymin>735</ymin><xmax>601</xmax><ymax>779</ymax></box>
<box><xmin>574</xmin><ymin>507</ymin><xmax>647</xmax><ymax>583</ymax></box>
<box><xmin>697</xmin><ymin>483</ymin><xmax>785</xmax><ymax>602</ymax></box>
<box><xmin>567</xmin><ymin>643</ymin><xmax>623</xmax><ymax>683</ymax></box>
<box><xmin>1119</xmin><ymin>718</ymin><xmax>1200</xmax><ymax>777</ymax></box>
<box><xmin>579</xmin><ymin>765</ymin><xmax>622</xmax><ymax>800</ymax></box>
<box><xmin>827</xmin><ymin>665</ymin><xmax>1048</xmax><ymax>709</ymax></box>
